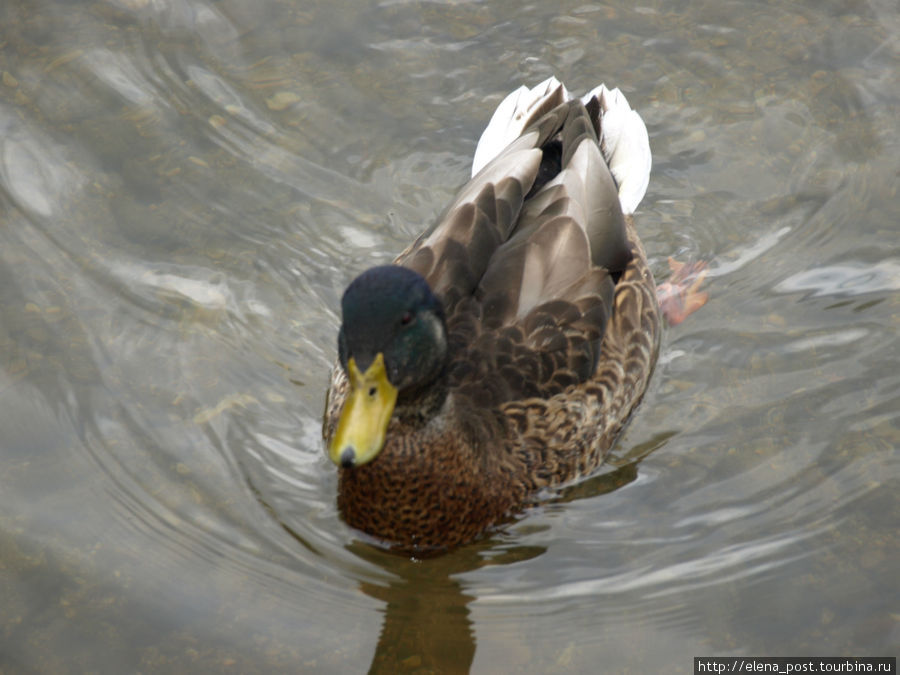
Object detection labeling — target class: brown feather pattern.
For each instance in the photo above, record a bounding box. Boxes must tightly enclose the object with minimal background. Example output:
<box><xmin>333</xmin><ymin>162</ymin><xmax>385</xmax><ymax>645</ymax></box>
<box><xmin>323</xmin><ymin>97</ymin><xmax>660</xmax><ymax>553</ymax></box>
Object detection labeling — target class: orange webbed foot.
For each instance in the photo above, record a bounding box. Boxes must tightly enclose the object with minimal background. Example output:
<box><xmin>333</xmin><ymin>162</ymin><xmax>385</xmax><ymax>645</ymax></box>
<box><xmin>656</xmin><ymin>257</ymin><xmax>709</xmax><ymax>326</ymax></box>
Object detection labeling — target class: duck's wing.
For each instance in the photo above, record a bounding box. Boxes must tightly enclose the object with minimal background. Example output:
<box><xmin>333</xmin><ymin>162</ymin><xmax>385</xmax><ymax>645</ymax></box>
<box><xmin>476</xmin><ymin>99</ymin><xmax>631</xmax><ymax>325</ymax></box>
<box><xmin>396</xmin><ymin>86</ymin><xmax>651</xmax><ymax>409</ymax></box>
<box><xmin>395</xmin><ymin>98</ymin><xmax>571</xmax><ymax>313</ymax></box>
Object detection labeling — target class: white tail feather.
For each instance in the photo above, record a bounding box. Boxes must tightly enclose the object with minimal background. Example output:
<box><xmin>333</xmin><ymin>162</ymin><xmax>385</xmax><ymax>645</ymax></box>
<box><xmin>471</xmin><ymin>77</ymin><xmax>568</xmax><ymax>177</ymax></box>
<box><xmin>473</xmin><ymin>78</ymin><xmax>651</xmax><ymax>215</ymax></box>
<box><xmin>592</xmin><ymin>85</ymin><xmax>651</xmax><ymax>215</ymax></box>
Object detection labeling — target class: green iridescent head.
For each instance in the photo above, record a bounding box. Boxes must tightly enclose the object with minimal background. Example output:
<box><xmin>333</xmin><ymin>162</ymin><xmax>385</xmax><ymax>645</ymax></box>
<box><xmin>330</xmin><ymin>265</ymin><xmax>448</xmax><ymax>468</ymax></box>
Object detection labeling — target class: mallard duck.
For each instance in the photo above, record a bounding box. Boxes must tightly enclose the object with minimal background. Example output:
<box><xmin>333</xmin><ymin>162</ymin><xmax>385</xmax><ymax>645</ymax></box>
<box><xmin>323</xmin><ymin>77</ymin><xmax>704</xmax><ymax>553</ymax></box>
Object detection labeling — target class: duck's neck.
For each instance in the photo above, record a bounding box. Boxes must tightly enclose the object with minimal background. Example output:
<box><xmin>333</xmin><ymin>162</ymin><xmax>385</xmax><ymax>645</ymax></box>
<box><xmin>393</xmin><ymin>371</ymin><xmax>450</xmax><ymax>425</ymax></box>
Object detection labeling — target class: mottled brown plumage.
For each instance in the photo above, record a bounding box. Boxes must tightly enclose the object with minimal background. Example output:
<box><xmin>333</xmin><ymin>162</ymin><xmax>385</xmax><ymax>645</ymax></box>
<box><xmin>323</xmin><ymin>82</ymin><xmax>661</xmax><ymax>554</ymax></box>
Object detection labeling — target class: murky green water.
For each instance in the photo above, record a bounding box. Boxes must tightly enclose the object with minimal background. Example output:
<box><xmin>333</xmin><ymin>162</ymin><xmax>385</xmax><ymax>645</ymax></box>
<box><xmin>1</xmin><ymin>0</ymin><xmax>897</xmax><ymax>672</ymax></box>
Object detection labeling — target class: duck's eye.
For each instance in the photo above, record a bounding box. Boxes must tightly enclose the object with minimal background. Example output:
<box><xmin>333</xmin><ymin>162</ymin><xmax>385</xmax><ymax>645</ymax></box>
<box><xmin>400</xmin><ymin>311</ymin><xmax>414</xmax><ymax>326</ymax></box>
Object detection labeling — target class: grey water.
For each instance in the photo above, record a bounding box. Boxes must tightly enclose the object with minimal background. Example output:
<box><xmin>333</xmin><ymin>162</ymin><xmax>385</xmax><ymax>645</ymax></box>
<box><xmin>1</xmin><ymin>0</ymin><xmax>897</xmax><ymax>672</ymax></box>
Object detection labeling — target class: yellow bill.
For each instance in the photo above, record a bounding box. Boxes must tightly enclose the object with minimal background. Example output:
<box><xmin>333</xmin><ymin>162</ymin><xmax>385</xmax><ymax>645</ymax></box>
<box><xmin>329</xmin><ymin>353</ymin><xmax>398</xmax><ymax>468</ymax></box>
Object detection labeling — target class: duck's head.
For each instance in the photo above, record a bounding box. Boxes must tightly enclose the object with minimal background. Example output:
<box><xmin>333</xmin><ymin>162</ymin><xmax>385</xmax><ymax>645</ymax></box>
<box><xmin>329</xmin><ymin>265</ymin><xmax>448</xmax><ymax>469</ymax></box>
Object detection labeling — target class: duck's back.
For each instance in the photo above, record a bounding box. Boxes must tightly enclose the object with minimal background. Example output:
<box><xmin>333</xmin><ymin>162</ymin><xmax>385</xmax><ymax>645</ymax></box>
<box><xmin>394</xmin><ymin>79</ymin><xmax>653</xmax><ymax>413</ymax></box>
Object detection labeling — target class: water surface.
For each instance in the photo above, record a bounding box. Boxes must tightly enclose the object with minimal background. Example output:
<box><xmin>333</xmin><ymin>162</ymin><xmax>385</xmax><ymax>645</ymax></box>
<box><xmin>1</xmin><ymin>0</ymin><xmax>898</xmax><ymax>672</ymax></box>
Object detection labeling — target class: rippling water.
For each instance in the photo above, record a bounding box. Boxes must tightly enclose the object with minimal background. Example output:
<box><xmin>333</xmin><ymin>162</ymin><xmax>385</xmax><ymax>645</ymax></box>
<box><xmin>1</xmin><ymin>0</ymin><xmax>897</xmax><ymax>671</ymax></box>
